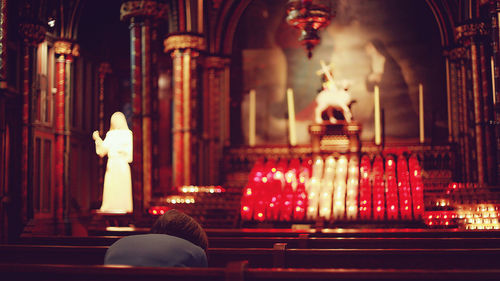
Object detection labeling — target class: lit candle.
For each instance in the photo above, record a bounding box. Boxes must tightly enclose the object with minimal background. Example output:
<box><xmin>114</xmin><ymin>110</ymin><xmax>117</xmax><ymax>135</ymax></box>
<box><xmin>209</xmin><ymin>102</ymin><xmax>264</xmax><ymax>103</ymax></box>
<box><xmin>419</xmin><ymin>83</ymin><xmax>424</xmax><ymax>143</ymax></box>
<box><xmin>374</xmin><ymin>85</ymin><xmax>381</xmax><ymax>145</ymax></box>
<box><xmin>287</xmin><ymin>88</ymin><xmax>297</xmax><ymax>146</ymax></box>
<box><xmin>249</xmin><ymin>89</ymin><xmax>256</xmax><ymax>146</ymax></box>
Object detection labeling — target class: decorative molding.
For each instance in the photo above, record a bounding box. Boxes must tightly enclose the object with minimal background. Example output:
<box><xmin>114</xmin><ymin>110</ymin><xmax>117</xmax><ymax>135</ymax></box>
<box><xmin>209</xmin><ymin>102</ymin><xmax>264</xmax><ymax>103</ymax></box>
<box><xmin>0</xmin><ymin>0</ymin><xmax>7</xmax><ymax>84</ymax></box>
<box><xmin>19</xmin><ymin>23</ymin><xmax>46</xmax><ymax>45</ymax></box>
<box><xmin>98</xmin><ymin>62</ymin><xmax>112</xmax><ymax>77</ymax></box>
<box><xmin>71</xmin><ymin>43</ymin><xmax>80</xmax><ymax>57</ymax></box>
<box><xmin>445</xmin><ymin>47</ymin><xmax>467</xmax><ymax>61</ymax></box>
<box><xmin>120</xmin><ymin>0</ymin><xmax>168</xmax><ymax>22</ymax></box>
<box><xmin>204</xmin><ymin>56</ymin><xmax>230</xmax><ymax>69</ymax></box>
<box><xmin>455</xmin><ymin>22</ymin><xmax>487</xmax><ymax>42</ymax></box>
<box><xmin>164</xmin><ymin>34</ymin><xmax>206</xmax><ymax>52</ymax></box>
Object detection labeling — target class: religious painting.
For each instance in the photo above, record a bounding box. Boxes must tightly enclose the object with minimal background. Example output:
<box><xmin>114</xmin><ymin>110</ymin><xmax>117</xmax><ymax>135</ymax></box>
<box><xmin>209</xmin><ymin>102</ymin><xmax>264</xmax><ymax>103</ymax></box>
<box><xmin>233</xmin><ymin>0</ymin><xmax>447</xmax><ymax>145</ymax></box>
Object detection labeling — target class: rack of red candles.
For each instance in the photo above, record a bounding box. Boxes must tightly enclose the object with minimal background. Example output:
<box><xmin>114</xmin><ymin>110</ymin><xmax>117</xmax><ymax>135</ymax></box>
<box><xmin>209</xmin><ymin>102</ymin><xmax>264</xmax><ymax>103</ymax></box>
<box><xmin>240</xmin><ymin>154</ymin><xmax>425</xmax><ymax>223</ymax></box>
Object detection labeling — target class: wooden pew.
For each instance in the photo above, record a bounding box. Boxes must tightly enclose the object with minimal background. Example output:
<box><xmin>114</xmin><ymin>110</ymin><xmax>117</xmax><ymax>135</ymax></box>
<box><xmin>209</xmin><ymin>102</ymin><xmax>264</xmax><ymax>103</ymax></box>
<box><xmin>90</xmin><ymin>227</ymin><xmax>500</xmax><ymax>238</ymax></box>
<box><xmin>1</xmin><ymin>262</ymin><xmax>500</xmax><ymax>281</ymax></box>
<box><xmin>18</xmin><ymin>235</ymin><xmax>500</xmax><ymax>249</ymax></box>
<box><xmin>2</xmin><ymin>244</ymin><xmax>500</xmax><ymax>269</ymax></box>
<box><xmin>0</xmin><ymin>245</ymin><xmax>107</xmax><ymax>265</ymax></box>
<box><xmin>18</xmin><ymin>236</ymin><xmax>122</xmax><ymax>246</ymax></box>
<box><xmin>209</xmin><ymin>228</ymin><xmax>500</xmax><ymax>238</ymax></box>
<box><xmin>210</xmin><ymin>236</ymin><xmax>500</xmax><ymax>249</ymax></box>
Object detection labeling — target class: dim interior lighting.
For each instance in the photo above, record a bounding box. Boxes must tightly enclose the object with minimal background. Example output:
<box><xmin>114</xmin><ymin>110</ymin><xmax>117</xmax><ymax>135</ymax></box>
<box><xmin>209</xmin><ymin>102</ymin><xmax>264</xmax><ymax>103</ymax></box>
<box><xmin>178</xmin><ymin>185</ymin><xmax>225</xmax><ymax>194</ymax></box>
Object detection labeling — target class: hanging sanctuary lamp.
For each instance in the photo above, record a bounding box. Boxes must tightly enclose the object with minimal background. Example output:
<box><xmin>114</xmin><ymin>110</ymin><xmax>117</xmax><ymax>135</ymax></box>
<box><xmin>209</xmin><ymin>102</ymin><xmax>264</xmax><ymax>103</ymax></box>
<box><xmin>286</xmin><ymin>0</ymin><xmax>332</xmax><ymax>59</ymax></box>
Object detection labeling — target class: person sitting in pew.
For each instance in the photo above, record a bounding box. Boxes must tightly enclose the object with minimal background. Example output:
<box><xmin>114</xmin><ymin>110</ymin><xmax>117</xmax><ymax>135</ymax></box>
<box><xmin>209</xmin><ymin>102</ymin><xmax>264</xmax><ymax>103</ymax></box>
<box><xmin>104</xmin><ymin>209</ymin><xmax>208</xmax><ymax>267</ymax></box>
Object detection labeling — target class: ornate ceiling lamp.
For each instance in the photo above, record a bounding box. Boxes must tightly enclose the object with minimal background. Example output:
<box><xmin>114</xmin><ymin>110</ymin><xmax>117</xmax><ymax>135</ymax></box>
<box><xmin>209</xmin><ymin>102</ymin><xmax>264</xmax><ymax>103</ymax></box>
<box><xmin>286</xmin><ymin>0</ymin><xmax>332</xmax><ymax>59</ymax></box>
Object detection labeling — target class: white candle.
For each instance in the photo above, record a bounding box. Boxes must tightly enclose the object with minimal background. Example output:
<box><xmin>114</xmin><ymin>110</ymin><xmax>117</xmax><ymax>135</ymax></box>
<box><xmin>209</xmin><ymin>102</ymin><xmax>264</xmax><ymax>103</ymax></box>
<box><xmin>374</xmin><ymin>85</ymin><xmax>381</xmax><ymax>145</ymax></box>
<box><xmin>249</xmin><ymin>89</ymin><xmax>256</xmax><ymax>146</ymax></box>
<box><xmin>491</xmin><ymin>56</ymin><xmax>496</xmax><ymax>105</ymax></box>
<box><xmin>419</xmin><ymin>83</ymin><xmax>424</xmax><ymax>143</ymax></box>
<box><xmin>287</xmin><ymin>88</ymin><xmax>297</xmax><ymax>146</ymax></box>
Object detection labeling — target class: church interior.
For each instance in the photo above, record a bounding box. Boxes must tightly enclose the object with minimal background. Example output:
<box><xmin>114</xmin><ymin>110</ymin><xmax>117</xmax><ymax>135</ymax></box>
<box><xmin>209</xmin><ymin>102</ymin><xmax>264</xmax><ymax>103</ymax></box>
<box><xmin>1</xmin><ymin>0</ymin><xmax>500</xmax><ymax>279</ymax></box>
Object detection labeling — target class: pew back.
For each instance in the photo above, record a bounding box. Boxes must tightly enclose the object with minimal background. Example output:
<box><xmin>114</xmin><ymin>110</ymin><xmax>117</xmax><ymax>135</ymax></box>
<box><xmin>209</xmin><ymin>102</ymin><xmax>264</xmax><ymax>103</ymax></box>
<box><xmin>1</xmin><ymin>263</ymin><xmax>500</xmax><ymax>281</ymax></box>
<box><xmin>18</xmin><ymin>235</ymin><xmax>500</xmax><ymax>249</ymax></box>
<box><xmin>3</xmin><ymin>244</ymin><xmax>500</xmax><ymax>269</ymax></box>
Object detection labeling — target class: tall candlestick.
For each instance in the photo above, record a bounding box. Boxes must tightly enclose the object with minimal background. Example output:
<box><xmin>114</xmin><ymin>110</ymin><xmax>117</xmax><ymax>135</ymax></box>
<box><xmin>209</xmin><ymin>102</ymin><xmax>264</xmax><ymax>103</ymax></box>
<box><xmin>419</xmin><ymin>83</ymin><xmax>424</xmax><ymax>143</ymax></box>
<box><xmin>287</xmin><ymin>88</ymin><xmax>297</xmax><ymax>146</ymax></box>
<box><xmin>249</xmin><ymin>89</ymin><xmax>256</xmax><ymax>146</ymax></box>
<box><xmin>374</xmin><ymin>85</ymin><xmax>381</xmax><ymax>145</ymax></box>
<box><xmin>491</xmin><ymin>56</ymin><xmax>496</xmax><ymax>105</ymax></box>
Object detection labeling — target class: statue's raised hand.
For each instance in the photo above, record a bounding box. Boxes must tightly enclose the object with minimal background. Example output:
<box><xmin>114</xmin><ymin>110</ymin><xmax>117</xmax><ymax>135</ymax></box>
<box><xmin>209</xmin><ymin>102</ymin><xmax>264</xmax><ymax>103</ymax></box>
<box><xmin>92</xmin><ymin>130</ymin><xmax>101</xmax><ymax>141</ymax></box>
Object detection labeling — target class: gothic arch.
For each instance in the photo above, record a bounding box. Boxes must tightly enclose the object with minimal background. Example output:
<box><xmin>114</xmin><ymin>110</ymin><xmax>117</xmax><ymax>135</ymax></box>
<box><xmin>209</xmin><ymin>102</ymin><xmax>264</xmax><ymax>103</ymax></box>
<box><xmin>213</xmin><ymin>0</ymin><xmax>458</xmax><ymax>55</ymax></box>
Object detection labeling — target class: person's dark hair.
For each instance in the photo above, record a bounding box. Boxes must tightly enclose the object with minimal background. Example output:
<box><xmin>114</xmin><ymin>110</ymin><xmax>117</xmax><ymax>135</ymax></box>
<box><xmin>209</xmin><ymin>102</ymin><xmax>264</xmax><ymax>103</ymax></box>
<box><xmin>150</xmin><ymin>209</ymin><xmax>208</xmax><ymax>251</ymax></box>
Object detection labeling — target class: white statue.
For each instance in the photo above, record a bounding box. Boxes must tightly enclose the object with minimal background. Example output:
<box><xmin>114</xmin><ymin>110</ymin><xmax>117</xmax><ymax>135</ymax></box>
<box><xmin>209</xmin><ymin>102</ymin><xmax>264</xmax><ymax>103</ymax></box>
<box><xmin>92</xmin><ymin>112</ymin><xmax>133</xmax><ymax>213</ymax></box>
<box><xmin>314</xmin><ymin>61</ymin><xmax>354</xmax><ymax>124</ymax></box>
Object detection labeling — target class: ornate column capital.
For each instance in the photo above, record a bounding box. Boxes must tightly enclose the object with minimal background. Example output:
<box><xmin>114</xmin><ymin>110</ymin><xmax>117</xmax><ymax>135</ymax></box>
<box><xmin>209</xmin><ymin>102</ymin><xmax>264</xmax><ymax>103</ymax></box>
<box><xmin>120</xmin><ymin>0</ymin><xmax>168</xmax><ymax>22</ymax></box>
<box><xmin>19</xmin><ymin>22</ymin><xmax>46</xmax><ymax>46</ymax></box>
<box><xmin>455</xmin><ymin>22</ymin><xmax>487</xmax><ymax>44</ymax></box>
<box><xmin>444</xmin><ymin>47</ymin><xmax>467</xmax><ymax>61</ymax></box>
<box><xmin>98</xmin><ymin>62</ymin><xmax>112</xmax><ymax>77</ymax></box>
<box><xmin>164</xmin><ymin>33</ymin><xmax>206</xmax><ymax>53</ymax></box>
<box><xmin>54</xmin><ymin>40</ymin><xmax>80</xmax><ymax>57</ymax></box>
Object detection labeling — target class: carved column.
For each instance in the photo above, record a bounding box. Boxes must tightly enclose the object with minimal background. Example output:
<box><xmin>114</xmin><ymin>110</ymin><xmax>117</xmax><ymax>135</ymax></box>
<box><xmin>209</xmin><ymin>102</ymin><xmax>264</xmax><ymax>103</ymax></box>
<box><xmin>455</xmin><ymin>22</ymin><xmax>496</xmax><ymax>184</ymax></box>
<box><xmin>203</xmin><ymin>56</ymin><xmax>230</xmax><ymax>184</ymax></box>
<box><xmin>19</xmin><ymin>22</ymin><xmax>45</xmax><ymax>222</ymax></box>
<box><xmin>447</xmin><ymin>46</ymin><xmax>470</xmax><ymax>181</ymax></box>
<box><xmin>490</xmin><ymin>0</ymin><xmax>500</xmax><ymax>183</ymax></box>
<box><xmin>97</xmin><ymin>62</ymin><xmax>112</xmax><ymax>197</ymax></box>
<box><xmin>0</xmin><ymin>0</ymin><xmax>7</xmax><ymax>89</ymax></box>
<box><xmin>164</xmin><ymin>34</ymin><xmax>205</xmax><ymax>187</ymax></box>
<box><xmin>121</xmin><ymin>1</ymin><xmax>166</xmax><ymax>211</ymax></box>
<box><xmin>53</xmin><ymin>40</ymin><xmax>78</xmax><ymax>224</ymax></box>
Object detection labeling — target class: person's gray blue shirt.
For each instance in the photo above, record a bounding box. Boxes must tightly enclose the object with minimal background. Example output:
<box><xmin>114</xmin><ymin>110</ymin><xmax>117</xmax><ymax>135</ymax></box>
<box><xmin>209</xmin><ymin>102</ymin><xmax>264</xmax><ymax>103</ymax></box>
<box><xmin>104</xmin><ymin>234</ymin><xmax>208</xmax><ymax>267</ymax></box>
